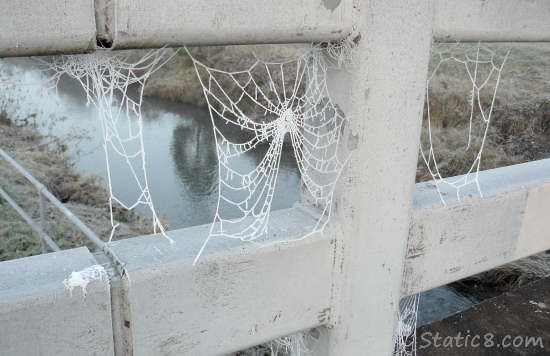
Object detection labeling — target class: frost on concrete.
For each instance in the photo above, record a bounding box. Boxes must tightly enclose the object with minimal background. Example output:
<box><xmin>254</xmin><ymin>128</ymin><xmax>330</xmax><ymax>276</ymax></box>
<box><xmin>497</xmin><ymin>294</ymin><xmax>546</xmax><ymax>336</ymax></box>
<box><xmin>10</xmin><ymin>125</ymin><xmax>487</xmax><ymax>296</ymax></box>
<box><xmin>63</xmin><ymin>264</ymin><xmax>107</xmax><ymax>297</ymax></box>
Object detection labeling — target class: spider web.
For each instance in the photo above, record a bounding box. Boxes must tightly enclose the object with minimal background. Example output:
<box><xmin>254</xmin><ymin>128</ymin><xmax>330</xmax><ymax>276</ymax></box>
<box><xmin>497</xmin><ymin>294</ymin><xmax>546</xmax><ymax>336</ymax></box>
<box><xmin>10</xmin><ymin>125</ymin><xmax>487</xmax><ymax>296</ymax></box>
<box><xmin>395</xmin><ymin>43</ymin><xmax>511</xmax><ymax>356</ymax></box>
<box><xmin>42</xmin><ymin>49</ymin><xmax>176</xmax><ymax>242</ymax></box>
<box><xmin>394</xmin><ymin>295</ymin><xmax>420</xmax><ymax>356</ymax></box>
<box><xmin>421</xmin><ymin>43</ymin><xmax>510</xmax><ymax>204</ymax></box>
<box><xmin>186</xmin><ymin>46</ymin><xmax>350</xmax><ymax>263</ymax></box>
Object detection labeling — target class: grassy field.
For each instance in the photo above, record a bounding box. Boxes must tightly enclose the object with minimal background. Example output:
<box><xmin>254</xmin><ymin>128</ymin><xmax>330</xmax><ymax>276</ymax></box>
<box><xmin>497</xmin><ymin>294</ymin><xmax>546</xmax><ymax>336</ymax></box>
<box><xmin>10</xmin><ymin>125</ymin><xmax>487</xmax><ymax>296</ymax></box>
<box><xmin>417</xmin><ymin>43</ymin><xmax>550</xmax><ymax>181</ymax></box>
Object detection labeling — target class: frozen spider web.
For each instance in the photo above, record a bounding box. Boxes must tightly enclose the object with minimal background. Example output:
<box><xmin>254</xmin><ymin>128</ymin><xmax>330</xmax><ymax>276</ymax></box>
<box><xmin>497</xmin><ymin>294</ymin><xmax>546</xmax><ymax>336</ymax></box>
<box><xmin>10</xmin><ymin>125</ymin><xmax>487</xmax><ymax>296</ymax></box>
<box><xmin>42</xmin><ymin>49</ymin><xmax>176</xmax><ymax>242</ymax></box>
<box><xmin>396</xmin><ymin>43</ymin><xmax>511</xmax><ymax>356</ymax></box>
<box><xmin>421</xmin><ymin>43</ymin><xmax>510</xmax><ymax>205</ymax></box>
<box><xmin>186</xmin><ymin>46</ymin><xmax>350</xmax><ymax>263</ymax></box>
<box><xmin>393</xmin><ymin>276</ymin><xmax>420</xmax><ymax>356</ymax></box>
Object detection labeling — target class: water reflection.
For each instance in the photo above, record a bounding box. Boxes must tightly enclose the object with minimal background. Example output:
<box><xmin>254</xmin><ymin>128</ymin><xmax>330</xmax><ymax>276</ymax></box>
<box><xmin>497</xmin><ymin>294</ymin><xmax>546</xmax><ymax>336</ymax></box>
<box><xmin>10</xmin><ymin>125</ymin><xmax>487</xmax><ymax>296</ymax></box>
<box><xmin>171</xmin><ymin>115</ymin><xmax>218</xmax><ymax>197</ymax></box>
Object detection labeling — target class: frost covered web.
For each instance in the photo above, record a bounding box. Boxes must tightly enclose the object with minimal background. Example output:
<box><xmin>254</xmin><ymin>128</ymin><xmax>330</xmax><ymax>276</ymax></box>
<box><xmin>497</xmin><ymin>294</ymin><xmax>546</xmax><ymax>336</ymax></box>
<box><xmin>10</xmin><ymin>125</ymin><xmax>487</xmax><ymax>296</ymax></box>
<box><xmin>421</xmin><ymin>43</ymin><xmax>510</xmax><ymax>204</ymax></box>
<box><xmin>43</xmin><ymin>49</ymin><xmax>176</xmax><ymax>242</ymax></box>
<box><xmin>186</xmin><ymin>46</ymin><xmax>350</xmax><ymax>263</ymax></box>
<box><xmin>394</xmin><ymin>288</ymin><xmax>420</xmax><ymax>355</ymax></box>
<box><xmin>395</xmin><ymin>43</ymin><xmax>511</xmax><ymax>356</ymax></box>
<box><xmin>63</xmin><ymin>264</ymin><xmax>107</xmax><ymax>297</ymax></box>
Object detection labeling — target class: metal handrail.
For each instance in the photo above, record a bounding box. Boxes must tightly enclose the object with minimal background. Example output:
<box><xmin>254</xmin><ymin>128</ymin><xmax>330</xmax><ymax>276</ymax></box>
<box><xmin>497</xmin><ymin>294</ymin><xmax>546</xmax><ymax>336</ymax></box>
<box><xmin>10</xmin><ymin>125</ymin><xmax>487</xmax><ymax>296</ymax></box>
<box><xmin>0</xmin><ymin>186</ymin><xmax>60</xmax><ymax>252</ymax></box>
<box><xmin>0</xmin><ymin>147</ymin><xmax>105</xmax><ymax>252</ymax></box>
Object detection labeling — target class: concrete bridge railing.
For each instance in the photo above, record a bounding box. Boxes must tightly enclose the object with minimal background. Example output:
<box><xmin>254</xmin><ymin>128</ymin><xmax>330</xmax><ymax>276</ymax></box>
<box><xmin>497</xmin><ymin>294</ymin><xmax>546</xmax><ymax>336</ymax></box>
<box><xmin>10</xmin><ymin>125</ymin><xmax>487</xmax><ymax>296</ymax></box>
<box><xmin>1</xmin><ymin>1</ymin><xmax>550</xmax><ymax>355</ymax></box>
<box><xmin>2</xmin><ymin>159</ymin><xmax>549</xmax><ymax>355</ymax></box>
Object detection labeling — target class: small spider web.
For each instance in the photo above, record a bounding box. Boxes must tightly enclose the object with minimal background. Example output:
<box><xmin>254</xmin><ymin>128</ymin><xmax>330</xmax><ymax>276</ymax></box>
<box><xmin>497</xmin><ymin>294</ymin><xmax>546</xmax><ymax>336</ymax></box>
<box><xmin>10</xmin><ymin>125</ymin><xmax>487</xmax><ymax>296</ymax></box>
<box><xmin>421</xmin><ymin>42</ymin><xmax>511</xmax><ymax>205</ymax></box>
<box><xmin>42</xmin><ymin>49</ymin><xmax>177</xmax><ymax>242</ymax></box>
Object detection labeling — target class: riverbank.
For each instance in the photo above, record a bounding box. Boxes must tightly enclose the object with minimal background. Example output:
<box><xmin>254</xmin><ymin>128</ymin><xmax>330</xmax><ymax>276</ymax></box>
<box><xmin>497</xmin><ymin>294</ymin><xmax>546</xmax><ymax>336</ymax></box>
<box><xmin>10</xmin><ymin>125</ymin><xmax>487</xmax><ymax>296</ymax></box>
<box><xmin>0</xmin><ymin>113</ymin><xmax>155</xmax><ymax>261</ymax></box>
<box><xmin>145</xmin><ymin>45</ymin><xmax>309</xmax><ymax>108</ymax></box>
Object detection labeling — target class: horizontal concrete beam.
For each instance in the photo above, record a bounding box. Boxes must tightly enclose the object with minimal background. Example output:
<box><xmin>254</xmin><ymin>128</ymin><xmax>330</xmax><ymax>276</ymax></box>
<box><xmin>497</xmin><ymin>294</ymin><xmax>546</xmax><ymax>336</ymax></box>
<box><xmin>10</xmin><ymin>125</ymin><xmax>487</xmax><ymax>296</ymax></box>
<box><xmin>3</xmin><ymin>0</ymin><xmax>550</xmax><ymax>57</ymax></box>
<box><xmin>0</xmin><ymin>0</ymin><xmax>353</xmax><ymax>57</ymax></box>
<box><xmin>404</xmin><ymin>158</ymin><xmax>550</xmax><ymax>296</ymax></box>
<box><xmin>102</xmin><ymin>160</ymin><xmax>550</xmax><ymax>354</ymax></box>
<box><xmin>109</xmin><ymin>0</ymin><xmax>353</xmax><ymax>49</ymax></box>
<box><xmin>107</xmin><ymin>207</ymin><xmax>336</xmax><ymax>355</ymax></box>
<box><xmin>0</xmin><ymin>0</ymin><xmax>96</xmax><ymax>57</ymax></box>
<box><xmin>0</xmin><ymin>247</ymin><xmax>114</xmax><ymax>355</ymax></box>
<box><xmin>434</xmin><ymin>0</ymin><xmax>550</xmax><ymax>42</ymax></box>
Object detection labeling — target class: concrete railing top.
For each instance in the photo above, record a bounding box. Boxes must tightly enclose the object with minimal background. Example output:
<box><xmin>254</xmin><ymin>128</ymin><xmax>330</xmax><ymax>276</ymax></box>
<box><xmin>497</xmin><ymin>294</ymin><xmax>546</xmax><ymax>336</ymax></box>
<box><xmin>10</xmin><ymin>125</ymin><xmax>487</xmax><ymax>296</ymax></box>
<box><xmin>2</xmin><ymin>0</ymin><xmax>550</xmax><ymax>57</ymax></box>
<box><xmin>414</xmin><ymin>158</ymin><xmax>550</xmax><ymax>208</ymax></box>
<box><xmin>0</xmin><ymin>247</ymin><xmax>95</xmax><ymax>302</ymax></box>
<box><xmin>0</xmin><ymin>247</ymin><xmax>114</xmax><ymax>356</ymax></box>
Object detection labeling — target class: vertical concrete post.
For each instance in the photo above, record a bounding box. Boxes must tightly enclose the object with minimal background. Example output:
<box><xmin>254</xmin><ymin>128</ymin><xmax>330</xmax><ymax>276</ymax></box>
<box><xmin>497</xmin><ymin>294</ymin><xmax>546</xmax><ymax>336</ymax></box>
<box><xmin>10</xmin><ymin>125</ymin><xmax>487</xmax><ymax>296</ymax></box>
<box><xmin>326</xmin><ymin>1</ymin><xmax>433</xmax><ymax>355</ymax></box>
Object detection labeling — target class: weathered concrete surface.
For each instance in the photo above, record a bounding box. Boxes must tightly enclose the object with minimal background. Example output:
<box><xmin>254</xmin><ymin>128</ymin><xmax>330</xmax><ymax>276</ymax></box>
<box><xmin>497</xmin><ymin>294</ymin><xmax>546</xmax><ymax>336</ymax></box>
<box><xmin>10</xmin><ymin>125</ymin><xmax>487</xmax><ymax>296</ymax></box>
<box><xmin>107</xmin><ymin>206</ymin><xmax>336</xmax><ymax>356</ymax></box>
<box><xmin>405</xmin><ymin>159</ymin><xmax>550</xmax><ymax>296</ymax></box>
<box><xmin>0</xmin><ymin>0</ymin><xmax>96</xmax><ymax>57</ymax></box>
<box><xmin>417</xmin><ymin>277</ymin><xmax>550</xmax><ymax>355</ymax></box>
<box><xmin>104</xmin><ymin>159</ymin><xmax>550</xmax><ymax>355</ymax></box>
<box><xmin>110</xmin><ymin>0</ymin><xmax>353</xmax><ymax>49</ymax></box>
<box><xmin>434</xmin><ymin>0</ymin><xmax>550</xmax><ymax>42</ymax></box>
<box><xmin>0</xmin><ymin>247</ymin><xmax>114</xmax><ymax>356</ymax></box>
<box><xmin>3</xmin><ymin>0</ymin><xmax>550</xmax><ymax>57</ymax></box>
<box><xmin>1</xmin><ymin>158</ymin><xmax>548</xmax><ymax>355</ymax></box>
<box><xmin>325</xmin><ymin>0</ymin><xmax>434</xmax><ymax>354</ymax></box>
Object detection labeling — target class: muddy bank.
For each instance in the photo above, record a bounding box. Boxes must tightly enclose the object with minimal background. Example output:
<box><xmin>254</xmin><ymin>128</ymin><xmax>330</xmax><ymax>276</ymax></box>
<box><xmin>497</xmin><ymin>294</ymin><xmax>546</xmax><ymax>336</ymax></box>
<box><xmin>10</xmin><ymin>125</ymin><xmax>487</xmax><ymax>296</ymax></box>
<box><xmin>0</xmin><ymin>114</ymin><xmax>156</xmax><ymax>261</ymax></box>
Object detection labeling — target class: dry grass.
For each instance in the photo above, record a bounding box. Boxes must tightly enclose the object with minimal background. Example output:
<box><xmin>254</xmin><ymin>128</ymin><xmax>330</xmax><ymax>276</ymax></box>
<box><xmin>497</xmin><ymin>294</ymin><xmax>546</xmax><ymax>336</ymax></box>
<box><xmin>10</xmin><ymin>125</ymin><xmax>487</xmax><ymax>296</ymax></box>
<box><xmin>145</xmin><ymin>45</ymin><xmax>311</xmax><ymax>123</ymax></box>
<box><xmin>147</xmin><ymin>43</ymin><xmax>550</xmax><ymax>180</ymax></box>
<box><xmin>0</xmin><ymin>114</ymin><xmax>157</xmax><ymax>261</ymax></box>
<box><xmin>417</xmin><ymin>43</ymin><xmax>550</xmax><ymax>181</ymax></box>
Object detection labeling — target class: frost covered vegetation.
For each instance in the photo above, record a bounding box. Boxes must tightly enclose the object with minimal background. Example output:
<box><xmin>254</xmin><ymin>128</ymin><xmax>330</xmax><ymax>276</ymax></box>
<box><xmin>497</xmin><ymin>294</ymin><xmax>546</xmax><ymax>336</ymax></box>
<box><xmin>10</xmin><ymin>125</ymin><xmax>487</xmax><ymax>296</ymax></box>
<box><xmin>0</xmin><ymin>113</ymin><xmax>155</xmax><ymax>261</ymax></box>
<box><xmin>417</xmin><ymin>43</ymin><xmax>550</xmax><ymax>181</ymax></box>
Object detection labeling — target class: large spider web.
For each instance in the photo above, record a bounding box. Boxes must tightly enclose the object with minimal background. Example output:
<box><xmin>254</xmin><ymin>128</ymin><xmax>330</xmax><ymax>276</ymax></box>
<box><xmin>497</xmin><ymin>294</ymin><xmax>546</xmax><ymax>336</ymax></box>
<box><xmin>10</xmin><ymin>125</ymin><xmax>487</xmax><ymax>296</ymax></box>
<box><xmin>186</xmin><ymin>46</ymin><xmax>350</xmax><ymax>263</ymax></box>
<box><xmin>42</xmin><ymin>49</ymin><xmax>176</xmax><ymax>242</ymax></box>
<box><xmin>420</xmin><ymin>43</ymin><xmax>510</xmax><ymax>205</ymax></box>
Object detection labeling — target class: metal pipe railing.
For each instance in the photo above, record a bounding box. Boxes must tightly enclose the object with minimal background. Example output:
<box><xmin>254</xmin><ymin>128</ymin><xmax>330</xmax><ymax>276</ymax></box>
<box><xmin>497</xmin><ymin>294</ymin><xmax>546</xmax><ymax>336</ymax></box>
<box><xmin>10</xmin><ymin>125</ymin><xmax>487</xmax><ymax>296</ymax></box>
<box><xmin>0</xmin><ymin>147</ymin><xmax>105</xmax><ymax>251</ymax></box>
<box><xmin>0</xmin><ymin>185</ymin><xmax>60</xmax><ymax>252</ymax></box>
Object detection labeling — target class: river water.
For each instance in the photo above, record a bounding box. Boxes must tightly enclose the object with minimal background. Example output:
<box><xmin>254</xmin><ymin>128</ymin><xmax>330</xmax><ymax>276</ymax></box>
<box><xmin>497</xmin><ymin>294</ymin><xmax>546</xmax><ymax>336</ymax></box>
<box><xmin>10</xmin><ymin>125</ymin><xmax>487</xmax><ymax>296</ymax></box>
<box><xmin>0</xmin><ymin>58</ymin><xmax>479</xmax><ymax>327</ymax></box>
<box><xmin>0</xmin><ymin>59</ymin><xmax>301</xmax><ymax>229</ymax></box>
